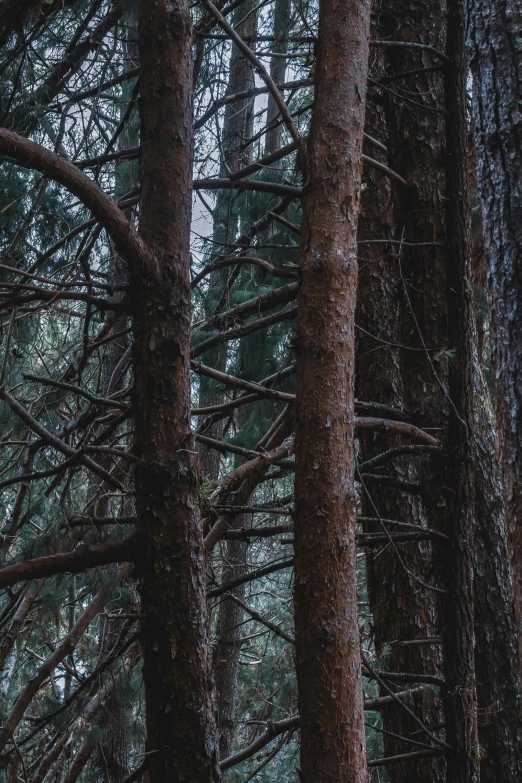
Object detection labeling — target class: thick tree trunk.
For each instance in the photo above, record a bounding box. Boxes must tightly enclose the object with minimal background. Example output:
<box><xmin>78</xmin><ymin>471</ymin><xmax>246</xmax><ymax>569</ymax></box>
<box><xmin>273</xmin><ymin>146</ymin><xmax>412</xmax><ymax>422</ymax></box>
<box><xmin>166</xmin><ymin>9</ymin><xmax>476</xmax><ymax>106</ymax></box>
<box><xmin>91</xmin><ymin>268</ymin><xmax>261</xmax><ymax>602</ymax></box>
<box><xmin>135</xmin><ymin>2</ymin><xmax>219</xmax><ymax>780</ymax></box>
<box><xmin>356</xmin><ymin>98</ymin><xmax>447</xmax><ymax>783</ymax></box>
<box><xmin>293</xmin><ymin>1</ymin><xmax>371</xmax><ymax>781</ymax></box>
<box><xmin>358</xmin><ymin>3</ymin><xmax>449</xmax><ymax>780</ymax></box>
<box><xmin>472</xmin><ymin>365</ymin><xmax>522</xmax><ymax>781</ymax></box>
<box><xmin>465</xmin><ymin>0</ymin><xmax>522</xmax><ymax>670</ymax></box>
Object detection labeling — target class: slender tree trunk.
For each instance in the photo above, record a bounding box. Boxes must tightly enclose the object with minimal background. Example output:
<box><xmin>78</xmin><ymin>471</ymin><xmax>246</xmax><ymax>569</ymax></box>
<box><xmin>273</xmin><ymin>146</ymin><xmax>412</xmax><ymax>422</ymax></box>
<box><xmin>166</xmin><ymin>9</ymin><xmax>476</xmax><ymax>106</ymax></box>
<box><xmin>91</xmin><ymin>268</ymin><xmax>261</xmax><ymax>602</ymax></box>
<box><xmin>212</xmin><ymin>532</ymin><xmax>247</xmax><ymax>765</ymax></box>
<box><xmin>197</xmin><ymin>0</ymin><xmax>258</xmax><ymax>482</ymax></box>
<box><xmin>465</xmin><ymin>0</ymin><xmax>522</xmax><ymax>671</ymax></box>
<box><xmin>293</xmin><ymin>1</ymin><xmax>370</xmax><ymax>781</ymax></box>
<box><xmin>0</xmin><ymin>581</ymin><xmax>40</xmax><ymax>669</ymax></box>
<box><xmin>134</xmin><ymin>1</ymin><xmax>219</xmax><ymax>780</ymax></box>
<box><xmin>203</xmin><ymin>4</ymin><xmax>259</xmax><ymax>768</ymax></box>
<box><xmin>442</xmin><ymin>3</ymin><xmax>478</xmax><ymax>778</ymax></box>
<box><xmin>264</xmin><ymin>0</ymin><xmax>291</xmax><ymax>156</ymax></box>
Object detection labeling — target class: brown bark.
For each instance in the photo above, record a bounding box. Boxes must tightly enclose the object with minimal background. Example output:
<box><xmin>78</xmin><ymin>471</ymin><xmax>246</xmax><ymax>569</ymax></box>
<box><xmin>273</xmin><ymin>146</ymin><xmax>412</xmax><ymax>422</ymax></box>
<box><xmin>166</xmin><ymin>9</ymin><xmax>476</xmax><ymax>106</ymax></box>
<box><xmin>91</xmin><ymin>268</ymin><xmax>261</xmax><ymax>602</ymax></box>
<box><xmin>264</xmin><ymin>0</ymin><xmax>291</xmax><ymax>155</ymax></box>
<box><xmin>0</xmin><ymin>129</ymin><xmax>152</xmax><ymax>275</ymax></box>
<box><xmin>197</xmin><ymin>0</ymin><xmax>258</xmax><ymax>482</ymax></box>
<box><xmin>293</xmin><ymin>0</ymin><xmax>371</xmax><ymax>781</ymax></box>
<box><xmin>442</xmin><ymin>3</ymin><xmax>478</xmax><ymax>777</ymax></box>
<box><xmin>472</xmin><ymin>366</ymin><xmax>522</xmax><ymax>781</ymax></box>
<box><xmin>133</xmin><ymin>1</ymin><xmax>219</xmax><ymax>780</ymax></box>
<box><xmin>356</xmin><ymin>4</ymin><xmax>448</xmax><ymax>780</ymax></box>
<box><xmin>0</xmin><ymin>539</ymin><xmax>134</xmax><ymax>590</ymax></box>
<box><xmin>212</xmin><ymin>533</ymin><xmax>247</xmax><ymax>764</ymax></box>
<box><xmin>465</xmin><ymin>0</ymin><xmax>522</xmax><ymax>675</ymax></box>
<box><xmin>199</xmin><ymin>4</ymin><xmax>258</xmax><ymax>768</ymax></box>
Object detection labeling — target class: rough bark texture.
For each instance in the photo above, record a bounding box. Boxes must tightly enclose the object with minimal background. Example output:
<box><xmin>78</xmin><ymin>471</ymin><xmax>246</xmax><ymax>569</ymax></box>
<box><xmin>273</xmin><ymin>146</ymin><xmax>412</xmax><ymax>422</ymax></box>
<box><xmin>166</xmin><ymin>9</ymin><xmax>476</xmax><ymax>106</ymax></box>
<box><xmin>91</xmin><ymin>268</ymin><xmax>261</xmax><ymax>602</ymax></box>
<box><xmin>264</xmin><ymin>0</ymin><xmax>291</xmax><ymax>155</ymax></box>
<box><xmin>472</xmin><ymin>365</ymin><xmax>522</xmax><ymax>781</ymax></box>
<box><xmin>357</xmin><ymin>3</ymin><xmax>448</xmax><ymax>780</ymax></box>
<box><xmin>293</xmin><ymin>1</ymin><xmax>371</xmax><ymax>781</ymax></box>
<box><xmin>465</xmin><ymin>0</ymin><xmax>522</xmax><ymax>673</ymax></box>
<box><xmin>442</xmin><ymin>3</ymin><xmax>478</xmax><ymax>778</ymax></box>
<box><xmin>212</xmin><ymin>532</ymin><xmax>246</xmax><ymax>765</ymax></box>
<box><xmin>135</xmin><ymin>1</ymin><xmax>219</xmax><ymax>780</ymax></box>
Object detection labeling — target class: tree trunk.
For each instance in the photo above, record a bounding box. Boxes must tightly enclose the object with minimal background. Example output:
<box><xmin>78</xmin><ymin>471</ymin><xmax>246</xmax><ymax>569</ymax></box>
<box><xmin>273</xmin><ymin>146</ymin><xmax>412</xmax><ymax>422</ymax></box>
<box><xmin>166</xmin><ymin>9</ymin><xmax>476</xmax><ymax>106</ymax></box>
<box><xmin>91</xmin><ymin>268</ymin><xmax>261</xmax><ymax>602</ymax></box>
<box><xmin>358</xmin><ymin>3</ymin><xmax>450</xmax><ymax>779</ymax></box>
<box><xmin>265</xmin><ymin>0</ymin><xmax>291</xmax><ymax>156</ymax></box>
<box><xmin>203</xmin><ymin>4</ymin><xmax>259</xmax><ymax>769</ymax></box>
<box><xmin>293</xmin><ymin>1</ymin><xmax>371</xmax><ymax>781</ymax></box>
<box><xmin>442</xmin><ymin>3</ymin><xmax>478</xmax><ymax>777</ymax></box>
<box><xmin>197</xmin><ymin>0</ymin><xmax>258</xmax><ymax>482</ymax></box>
<box><xmin>134</xmin><ymin>1</ymin><xmax>219</xmax><ymax>780</ymax></box>
<box><xmin>465</xmin><ymin>0</ymin><xmax>522</xmax><ymax>672</ymax></box>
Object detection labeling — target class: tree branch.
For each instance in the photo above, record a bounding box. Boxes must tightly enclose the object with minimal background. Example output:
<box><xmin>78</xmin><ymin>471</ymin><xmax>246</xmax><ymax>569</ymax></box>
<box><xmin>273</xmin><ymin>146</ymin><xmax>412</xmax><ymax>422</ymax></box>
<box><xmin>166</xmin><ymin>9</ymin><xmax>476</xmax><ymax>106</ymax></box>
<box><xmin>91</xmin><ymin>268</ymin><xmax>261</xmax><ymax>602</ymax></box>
<box><xmin>0</xmin><ymin>538</ymin><xmax>136</xmax><ymax>591</ymax></box>
<box><xmin>0</xmin><ymin>129</ymin><xmax>154</xmax><ymax>275</ymax></box>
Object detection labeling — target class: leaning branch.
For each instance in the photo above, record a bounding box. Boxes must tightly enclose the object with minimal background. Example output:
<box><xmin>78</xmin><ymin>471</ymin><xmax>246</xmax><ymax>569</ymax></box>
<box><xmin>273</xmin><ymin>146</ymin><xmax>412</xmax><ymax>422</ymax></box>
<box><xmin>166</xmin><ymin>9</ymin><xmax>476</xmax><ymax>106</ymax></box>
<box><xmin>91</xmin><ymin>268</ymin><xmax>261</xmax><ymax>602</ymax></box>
<box><xmin>0</xmin><ymin>538</ymin><xmax>136</xmax><ymax>590</ymax></box>
<box><xmin>0</xmin><ymin>129</ymin><xmax>154</xmax><ymax>275</ymax></box>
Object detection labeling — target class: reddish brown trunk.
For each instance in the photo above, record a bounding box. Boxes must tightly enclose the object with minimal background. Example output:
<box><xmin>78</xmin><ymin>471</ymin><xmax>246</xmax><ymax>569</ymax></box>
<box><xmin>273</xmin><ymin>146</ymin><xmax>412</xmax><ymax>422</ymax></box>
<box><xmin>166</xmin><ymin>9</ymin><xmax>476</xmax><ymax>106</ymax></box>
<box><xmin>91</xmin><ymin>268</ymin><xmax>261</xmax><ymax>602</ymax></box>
<box><xmin>293</xmin><ymin>1</ymin><xmax>371</xmax><ymax>781</ymax></box>
<box><xmin>134</xmin><ymin>1</ymin><xmax>219</xmax><ymax>780</ymax></box>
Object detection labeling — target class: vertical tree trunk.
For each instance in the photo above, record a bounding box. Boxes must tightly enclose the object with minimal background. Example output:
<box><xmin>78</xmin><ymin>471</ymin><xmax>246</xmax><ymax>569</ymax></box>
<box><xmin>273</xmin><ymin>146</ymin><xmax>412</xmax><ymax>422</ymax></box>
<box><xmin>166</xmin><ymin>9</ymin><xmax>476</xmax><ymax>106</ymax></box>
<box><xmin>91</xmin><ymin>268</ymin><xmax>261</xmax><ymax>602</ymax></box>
<box><xmin>472</xmin><ymin>362</ymin><xmax>522</xmax><ymax>782</ymax></box>
<box><xmin>465</xmin><ymin>0</ymin><xmax>522</xmax><ymax>671</ymax></box>
<box><xmin>134</xmin><ymin>1</ymin><xmax>219</xmax><ymax>780</ymax></box>
<box><xmin>264</xmin><ymin>0</ymin><xmax>291</xmax><ymax>156</ymax></box>
<box><xmin>197</xmin><ymin>0</ymin><xmax>258</xmax><ymax>481</ymax></box>
<box><xmin>358</xmin><ymin>3</ymin><xmax>449</xmax><ymax>779</ymax></box>
<box><xmin>203</xmin><ymin>3</ymin><xmax>259</xmax><ymax>768</ymax></box>
<box><xmin>442</xmin><ymin>2</ymin><xmax>478</xmax><ymax>778</ymax></box>
<box><xmin>293</xmin><ymin>1</ymin><xmax>370</xmax><ymax>781</ymax></box>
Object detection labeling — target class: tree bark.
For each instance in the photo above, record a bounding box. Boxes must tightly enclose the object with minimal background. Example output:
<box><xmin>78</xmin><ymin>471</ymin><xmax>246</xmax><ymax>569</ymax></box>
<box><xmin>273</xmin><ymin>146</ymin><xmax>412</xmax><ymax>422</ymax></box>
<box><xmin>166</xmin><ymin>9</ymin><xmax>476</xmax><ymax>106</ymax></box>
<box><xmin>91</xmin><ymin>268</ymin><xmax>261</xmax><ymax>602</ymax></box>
<box><xmin>134</xmin><ymin>1</ymin><xmax>219</xmax><ymax>780</ymax></box>
<box><xmin>197</xmin><ymin>0</ymin><xmax>258</xmax><ymax>482</ymax></box>
<box><xmin>357</xmin><ymin>3</ymin><xmax>449</xmax><ymax>779</ymax></box>
<box><xmin>265</xmin><ymin>0</ymin><xmax>291</xmax><ymax>155</ymax></box>
<box><xmin>442</xmin><ymin>2</ymin><xmax>478</xmax><ymax>777</ymax></box>
<box><xmin>472</xmin><ymin>363</ymin><xmax>522</xmax><ymax>781</ymax></box>
<box><xmin>465</xmin><ymin>0</ymin><xmax>522</xmax><ymax>675</ymax></box>
<box><xmin>201</xmin><ymin>4</ymin><xmax>259</xmax><ymax>769</ymax></box>
<box><xmin>293</xmin><ymin>1</ymin><xmax>371</xmax><ymax>781</ymax></box>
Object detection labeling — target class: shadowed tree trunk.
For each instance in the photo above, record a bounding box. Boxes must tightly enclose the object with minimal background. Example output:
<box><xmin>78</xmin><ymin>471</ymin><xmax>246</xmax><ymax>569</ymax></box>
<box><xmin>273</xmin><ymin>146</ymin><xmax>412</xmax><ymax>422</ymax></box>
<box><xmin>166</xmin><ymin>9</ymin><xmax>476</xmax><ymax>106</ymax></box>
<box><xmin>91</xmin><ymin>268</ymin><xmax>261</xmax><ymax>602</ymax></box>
<box><xmin>358</xmin><ymin>3</ymin><xmax>449</xmax><ymax>780</ymax></box>
<box><xmin>264</xmin><ymin>0</ymin><xmax>291</xmax><ymax>156</ymax></box>
<box><xmin>202</xmin><ymin>3</ymin><xmax>259</xmax><ymax>769</ymax></box>
<box><xmin>197</xmin><ymin>0</ymin><xmax>258</xmax><ymax>482</ymax></box>
<box><xmin>442</xmin><ymin>2</ymin><xmax>478</xmax><ymax>777</ymax></box>
<box><xmin>134</xmin><ymin>1</ymin><xmax>219</xmax><ymax>780</ymax></box>
<box><xmin>293</xmin><ymin>0</ymin><xmax>371</xmax><ymax>781</ymax></box>
<box><xmin>465</xmin><ymin>0</ymin><xmax>522</xmax><ymax>677</ymax></box>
